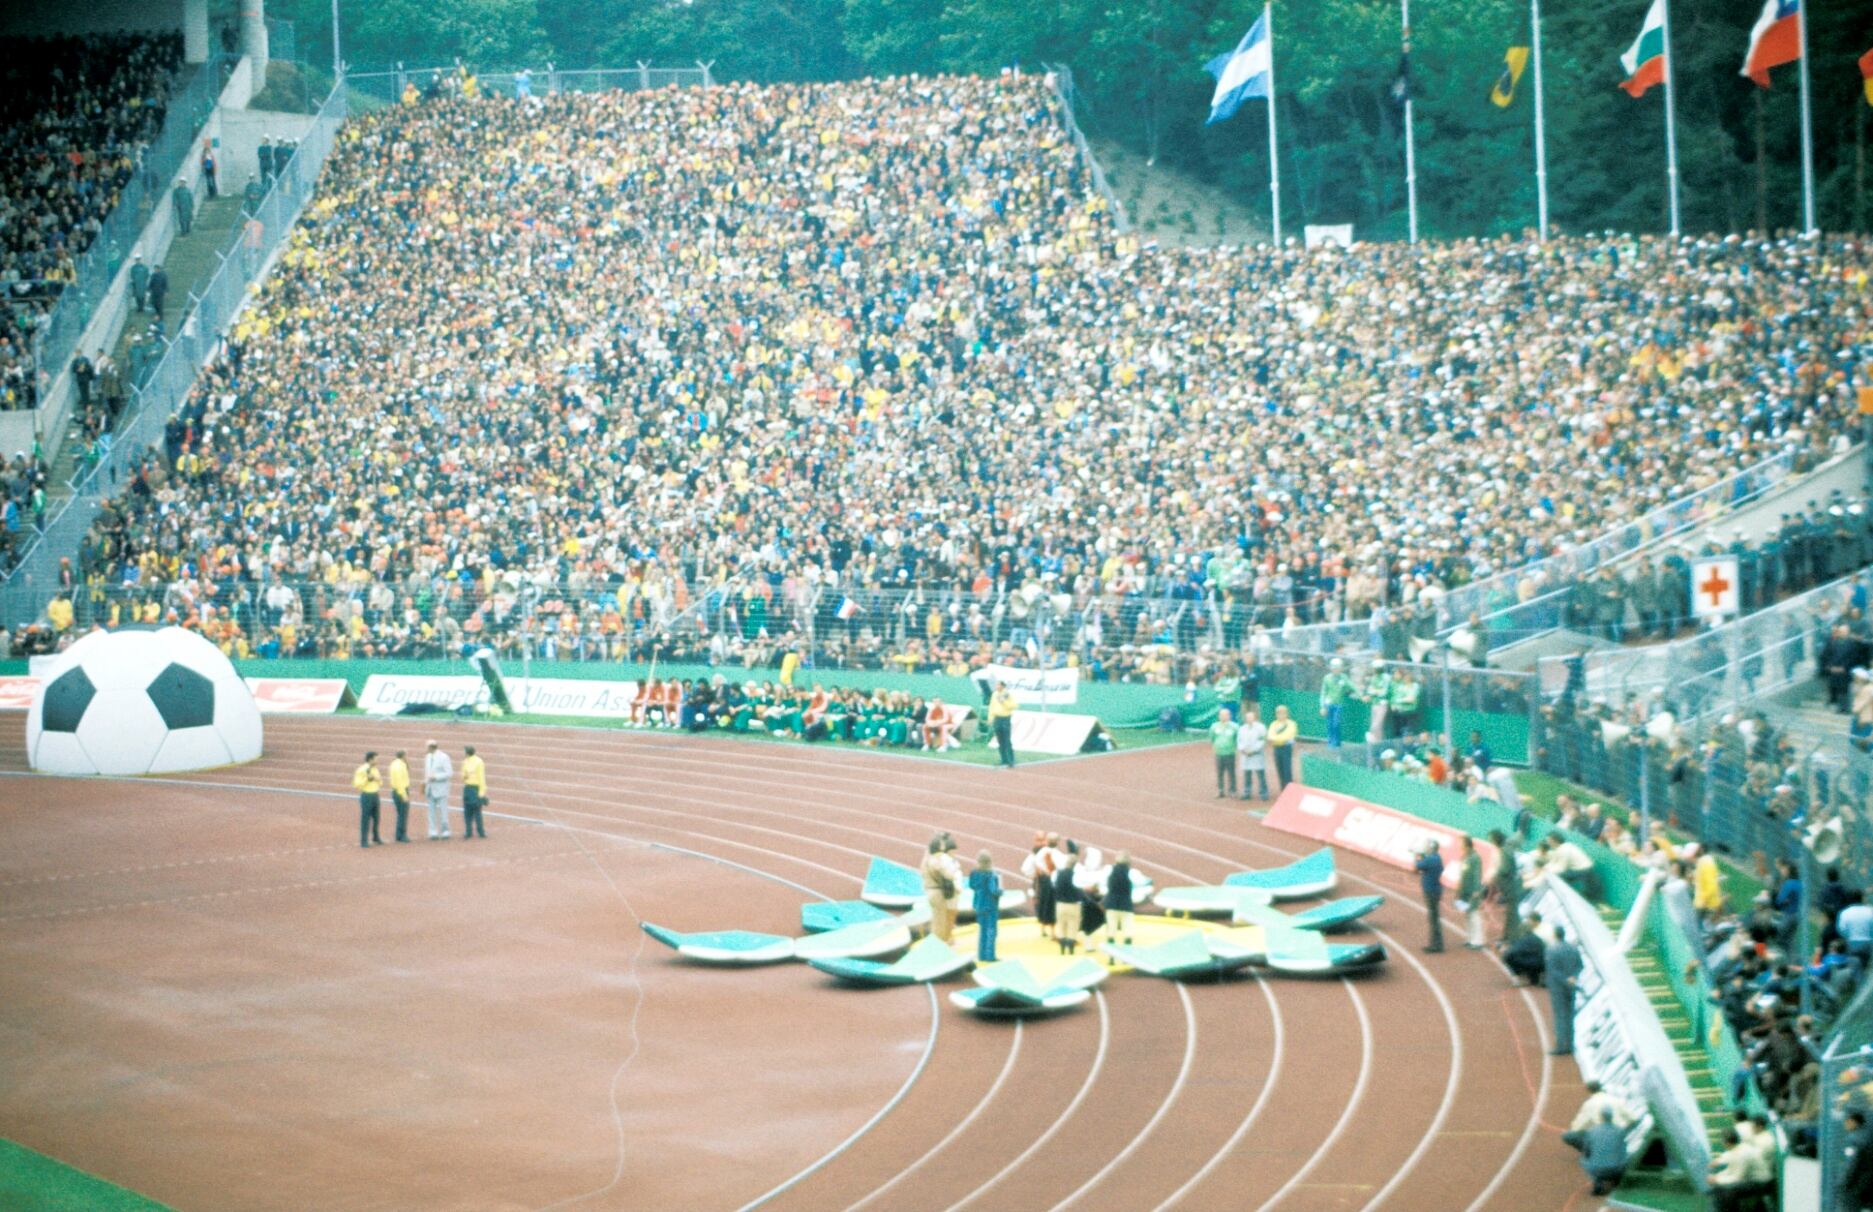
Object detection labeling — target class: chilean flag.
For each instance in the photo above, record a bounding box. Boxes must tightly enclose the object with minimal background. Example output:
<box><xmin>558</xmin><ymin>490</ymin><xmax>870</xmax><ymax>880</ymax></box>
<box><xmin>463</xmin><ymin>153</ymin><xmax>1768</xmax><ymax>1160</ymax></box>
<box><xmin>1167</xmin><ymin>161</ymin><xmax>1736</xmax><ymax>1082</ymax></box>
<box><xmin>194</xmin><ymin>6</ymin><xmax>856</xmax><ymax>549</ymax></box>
<box><xmin>1740</xmin><ymin>0</ymin><xmax>1800</xmax><ymax>88</ymax></box>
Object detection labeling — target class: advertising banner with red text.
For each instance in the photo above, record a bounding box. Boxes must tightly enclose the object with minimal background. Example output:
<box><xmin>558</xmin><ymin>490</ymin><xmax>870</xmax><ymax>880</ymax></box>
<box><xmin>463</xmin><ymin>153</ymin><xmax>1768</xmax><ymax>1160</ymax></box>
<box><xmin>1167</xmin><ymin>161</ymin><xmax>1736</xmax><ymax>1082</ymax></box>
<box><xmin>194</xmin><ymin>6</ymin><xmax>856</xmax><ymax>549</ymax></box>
<box><xmin>0</xmin><ymin>676</ymin><xmax>40</xmax><ymax>710</ymax></box>
<box><xmin>1262</xmin><ymin>783</ymin><xmax>1499</xmax><ymax>890</ymax></box>
<box><xmin>243</xmin><ymin>678</ymin><xmax>352</xmax><ymax>714</ymax></box>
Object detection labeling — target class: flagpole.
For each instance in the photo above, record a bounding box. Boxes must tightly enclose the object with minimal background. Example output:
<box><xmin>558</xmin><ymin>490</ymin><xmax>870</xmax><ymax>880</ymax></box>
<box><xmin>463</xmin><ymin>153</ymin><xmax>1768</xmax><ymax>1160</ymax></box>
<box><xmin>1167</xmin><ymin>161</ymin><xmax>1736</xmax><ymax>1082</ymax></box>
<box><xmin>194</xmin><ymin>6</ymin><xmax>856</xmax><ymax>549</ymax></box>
<box><xmin>1264</xmin><ymin>1</ymin><xmax>1282</xmax><ymax>246</ymax></box>
<box><xmin>1796</xmin><ymin>0</ymin><xmax>1816</xmax><ymax>234</ymax></box>
<box><xmin>1660</xmin><ymin>0</ymin><xmax>1682</xmax><ymax>236</ymax></box>
<box><xmin>1401</xmin><ymin>0</ymin><xmax>1419</xmax><ymax>244</ymax></box>
<box><xmin>1531</xmin><ymin>0</ymin><xmax>1549</xmax><ymax>240</ymax></box>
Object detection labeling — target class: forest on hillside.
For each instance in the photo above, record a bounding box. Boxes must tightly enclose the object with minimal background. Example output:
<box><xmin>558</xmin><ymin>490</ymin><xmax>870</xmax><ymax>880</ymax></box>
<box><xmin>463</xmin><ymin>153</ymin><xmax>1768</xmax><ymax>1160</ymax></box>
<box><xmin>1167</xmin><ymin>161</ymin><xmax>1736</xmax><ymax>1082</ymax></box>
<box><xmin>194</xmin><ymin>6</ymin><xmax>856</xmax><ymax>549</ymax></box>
<box><xmin>276</xmin><ymin>0</ymin><xmax>1873</xmax><ymax>239</ymax></box>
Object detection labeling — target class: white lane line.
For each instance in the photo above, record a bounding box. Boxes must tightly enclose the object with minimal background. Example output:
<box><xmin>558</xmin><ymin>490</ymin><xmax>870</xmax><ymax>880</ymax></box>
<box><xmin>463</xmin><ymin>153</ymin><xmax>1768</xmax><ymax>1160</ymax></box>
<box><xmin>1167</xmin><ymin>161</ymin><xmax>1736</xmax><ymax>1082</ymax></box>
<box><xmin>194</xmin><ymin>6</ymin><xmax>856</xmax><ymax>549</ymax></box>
<box><xmin>847</xmin><ymin>1021</ymin><xmax>1026</xmax><ymax>1212</ymax></box>
<box><xmin>9</xmin><ymin>766</ymin><xmax>948</xmax><ymax>1212</ymax></box>
<box><xmin>1151</xmin><ymin>972</ymin><xmax>1286</xmax><ymax>1212</ymax></box>
<box><xmin>941</xmin><ymin>992</ymin><xmax>1112</xmax><ymax>1212</ymax></box>
<box><xmin>734</xmin><ymin>983</ymin><xmax>942</xmax><ymax>1212</ymax></box>
<box><xmin>526</xmin><ymin>775</ymin><xmax>654</xmax><ymax>1212</ymax></box>
<box><xmin>32</xmin><ymin>734</ymin><xmax>1544</xmax><ymax>1209</ymax></box>
<box><xmin>1462</xmin><ymin>985</ymin><xmax>1555</xmax><ymax>1212</ymax></box>
<box><xmin>1251</xmin><ymin>980</ymin><xmax>1373</xmax><ymax>1212</ymax></box>
<box><xmin>0</xmin><ymin>842</ymin><xmax>357</xmax><ymax>887</ymax></box>
<box><xmin>0</xmin><ymin>847</ymin><xmax>598</xmax><ymax>923</ymax></box>
<box><xmin>1047</xmin><ymin>982</ymin><xmax>1199</xmax><ymax>1212</ymax></box>
<box><xmin>1356</xmin><ymin>934</ymin><xmax>1464</xmax><ymax>1212</ymax></box>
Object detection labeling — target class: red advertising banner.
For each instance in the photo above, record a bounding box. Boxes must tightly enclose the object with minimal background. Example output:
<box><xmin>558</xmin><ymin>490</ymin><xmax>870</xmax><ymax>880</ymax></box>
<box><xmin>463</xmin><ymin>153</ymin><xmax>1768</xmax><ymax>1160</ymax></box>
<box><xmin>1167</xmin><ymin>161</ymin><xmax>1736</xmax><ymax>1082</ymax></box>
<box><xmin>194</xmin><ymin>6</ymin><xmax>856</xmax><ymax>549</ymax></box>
<box><xmin>1262</xmin><ymin>783</ymin><xmax>1499</xmax><ymax>890</ymax></box>
<box><xmin>0</xmin><ymin>676</ymin><xmax>40</xmax><ymax>710</ymax></box>
<box><xmin>243</xmin><ymin>678</ymin><xmax>350</xmax><ymax>714</ymax></box>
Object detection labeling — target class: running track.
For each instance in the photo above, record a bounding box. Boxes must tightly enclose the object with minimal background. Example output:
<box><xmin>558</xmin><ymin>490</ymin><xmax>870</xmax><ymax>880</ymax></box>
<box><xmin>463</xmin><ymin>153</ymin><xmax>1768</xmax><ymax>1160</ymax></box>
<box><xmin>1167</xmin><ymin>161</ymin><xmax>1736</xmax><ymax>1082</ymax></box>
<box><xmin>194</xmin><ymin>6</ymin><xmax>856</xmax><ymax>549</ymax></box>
<box><xmin>0</xmin><ymin>716</ymin><xmax>1593</xmax><ymax>1210</ymax></box>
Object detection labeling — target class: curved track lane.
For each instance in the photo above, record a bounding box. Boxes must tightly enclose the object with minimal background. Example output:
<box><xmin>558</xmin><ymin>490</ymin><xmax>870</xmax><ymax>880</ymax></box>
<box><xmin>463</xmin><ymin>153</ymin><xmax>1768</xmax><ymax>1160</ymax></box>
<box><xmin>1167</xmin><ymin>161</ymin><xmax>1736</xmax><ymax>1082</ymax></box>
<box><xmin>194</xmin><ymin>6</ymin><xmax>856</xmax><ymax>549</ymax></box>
<box><xmin>0</xmin><ymin>716</ymin><xmax>1584</xmax><ymax>1210</ymax></box>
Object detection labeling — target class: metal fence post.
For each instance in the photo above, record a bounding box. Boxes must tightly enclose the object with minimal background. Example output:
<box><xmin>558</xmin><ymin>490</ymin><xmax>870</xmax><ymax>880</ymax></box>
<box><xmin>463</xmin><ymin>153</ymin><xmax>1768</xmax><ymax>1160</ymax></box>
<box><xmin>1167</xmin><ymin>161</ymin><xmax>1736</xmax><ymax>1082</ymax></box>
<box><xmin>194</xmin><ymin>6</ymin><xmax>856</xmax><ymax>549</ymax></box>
<box><xmin>1439</xmin><ymin>645</ymin><xmax>1453</xmax><ymax>755</ymax></box>
<box><xmin>1637</xmin><ymin>744</ymin><xmax>1651</xmax><ymax>845</ymax></box>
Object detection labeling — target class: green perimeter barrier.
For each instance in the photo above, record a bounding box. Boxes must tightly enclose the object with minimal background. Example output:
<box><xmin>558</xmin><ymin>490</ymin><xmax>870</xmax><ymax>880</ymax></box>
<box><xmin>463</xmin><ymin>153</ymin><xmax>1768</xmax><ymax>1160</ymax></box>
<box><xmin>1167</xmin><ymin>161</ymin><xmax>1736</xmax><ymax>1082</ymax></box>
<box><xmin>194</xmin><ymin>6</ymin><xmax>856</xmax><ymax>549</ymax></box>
<box><xmin>1301</xmin><ymin>757</ymin><xmax>1644</xmax><ymax>911</ymax></box>
<box><xmin>0</xmin><ymin>1139</ymin><xmax>176</xmax><ymax>1212</ymax></box>
<box><xmin>1</xmin><ymin>654</ymin><xmax>1530</xmax><ymax>752</ymax></box>
<box><xmin>45</xmin><ymin>656</ymin><xmax>1218</xmax><ymax>732</ymax></box>
<box><xmin>1264</xmin><ymin>686</ymin><xmax>1530</xmax><ymax>766</ymax></box>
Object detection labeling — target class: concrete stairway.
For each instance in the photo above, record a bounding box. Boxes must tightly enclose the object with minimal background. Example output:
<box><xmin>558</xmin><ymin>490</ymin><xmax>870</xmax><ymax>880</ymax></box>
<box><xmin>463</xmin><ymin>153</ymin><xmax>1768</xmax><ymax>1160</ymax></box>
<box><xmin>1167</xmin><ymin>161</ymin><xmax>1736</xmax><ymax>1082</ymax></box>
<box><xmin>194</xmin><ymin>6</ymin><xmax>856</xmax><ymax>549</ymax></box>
<box><xmin>47</xmin><ymin>192</ymin><xmax>248</xmax><ymax>499</ymax></box>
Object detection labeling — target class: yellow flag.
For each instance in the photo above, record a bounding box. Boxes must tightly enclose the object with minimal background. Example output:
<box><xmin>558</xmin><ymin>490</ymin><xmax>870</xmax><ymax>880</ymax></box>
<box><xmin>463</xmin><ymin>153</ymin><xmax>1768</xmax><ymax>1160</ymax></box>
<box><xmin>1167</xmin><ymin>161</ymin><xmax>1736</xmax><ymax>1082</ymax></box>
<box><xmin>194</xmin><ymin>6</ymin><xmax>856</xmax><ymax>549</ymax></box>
<box><xmin>1490</xmin><ymin>46</ymin><xmax>1530</xmax><ymax>108</ymax></box>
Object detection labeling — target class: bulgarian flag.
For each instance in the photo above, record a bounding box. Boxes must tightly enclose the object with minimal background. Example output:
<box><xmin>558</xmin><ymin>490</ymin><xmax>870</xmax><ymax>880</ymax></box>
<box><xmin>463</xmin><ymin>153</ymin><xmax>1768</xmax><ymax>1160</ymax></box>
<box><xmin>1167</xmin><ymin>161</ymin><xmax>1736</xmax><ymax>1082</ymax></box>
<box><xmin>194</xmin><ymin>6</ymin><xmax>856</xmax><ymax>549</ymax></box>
<box><xmin>1620</xmin><ymin>0</ymin><xmax>1668</xmax><ymax>98</ymax></box>
<box><xmin>1740</xmin><ymin>0</ymin><xmax>1800</xmax><ymax>88</ymax></box>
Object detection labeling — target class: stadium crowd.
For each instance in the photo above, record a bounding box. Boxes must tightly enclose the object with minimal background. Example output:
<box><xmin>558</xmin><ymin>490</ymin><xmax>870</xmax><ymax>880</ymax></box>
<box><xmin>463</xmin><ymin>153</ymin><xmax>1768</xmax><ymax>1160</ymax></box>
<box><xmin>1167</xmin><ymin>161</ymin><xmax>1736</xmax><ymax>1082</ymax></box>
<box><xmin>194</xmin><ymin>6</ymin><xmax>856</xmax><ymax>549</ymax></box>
<box><xmin>20</xmin><ymin>73</ymin><xmax>1873</xmax><ymax>669</ymax></box>
<box><xmin>0</xmin><ymin>32</ymin><xmax>184</xmax><ymax>413</ymax></box>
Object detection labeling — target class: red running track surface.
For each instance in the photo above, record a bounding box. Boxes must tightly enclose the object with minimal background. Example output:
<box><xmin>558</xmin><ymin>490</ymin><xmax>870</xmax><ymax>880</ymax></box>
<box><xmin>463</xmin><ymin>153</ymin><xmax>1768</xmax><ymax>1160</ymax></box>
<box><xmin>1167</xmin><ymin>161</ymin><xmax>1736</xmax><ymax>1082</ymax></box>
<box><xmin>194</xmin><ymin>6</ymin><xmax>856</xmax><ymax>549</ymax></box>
<box><xmin>0</xmin><ymin>716</ymin><xmax>1592</xmax><ymax>1210</ymax></box>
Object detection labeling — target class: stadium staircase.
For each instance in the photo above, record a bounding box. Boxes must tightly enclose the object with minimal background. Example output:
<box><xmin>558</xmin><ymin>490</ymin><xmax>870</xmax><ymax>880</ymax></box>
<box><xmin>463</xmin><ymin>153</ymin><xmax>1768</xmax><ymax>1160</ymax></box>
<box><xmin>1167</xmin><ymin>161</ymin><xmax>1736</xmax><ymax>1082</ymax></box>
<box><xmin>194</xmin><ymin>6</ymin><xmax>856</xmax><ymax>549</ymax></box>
<box><xmin>44</xmin><ymin>193</ymin><xmax>248</xmax><ymax>502</ymax></box>
<box><xmin>1605</xmin><ymin>903</ymin><xmax>1736</xmax><ymax>1155</ymax></box>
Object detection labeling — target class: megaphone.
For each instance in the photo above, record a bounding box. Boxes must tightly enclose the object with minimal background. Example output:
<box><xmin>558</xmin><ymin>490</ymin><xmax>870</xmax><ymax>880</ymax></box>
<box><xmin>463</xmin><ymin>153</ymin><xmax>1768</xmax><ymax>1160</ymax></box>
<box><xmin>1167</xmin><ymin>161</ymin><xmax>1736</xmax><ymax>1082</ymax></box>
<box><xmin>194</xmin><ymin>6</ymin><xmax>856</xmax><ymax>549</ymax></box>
<box><xmin>1805</xmin><ymin>819</ymin><xmax>1844</xmax><ymax>865</ymax></box>
<box><xmin>1408</xmin><ymin>636</ymin><xmax>1439</xmax><ymax>662</ymax></box>
<box><xmin>1600</xmin><ymin>720</ymin><xmax>1632</xmax><ymax>746</ymax></box>
<box><xmin>1448</xmin><ymin>627</ymin><xmax>1479</xmax><ymax>658</ymax></box>
<box><xmin>1644</xmin><ymin>711</ymin><xmax>1677</xmax><ymax>743</ymax></box>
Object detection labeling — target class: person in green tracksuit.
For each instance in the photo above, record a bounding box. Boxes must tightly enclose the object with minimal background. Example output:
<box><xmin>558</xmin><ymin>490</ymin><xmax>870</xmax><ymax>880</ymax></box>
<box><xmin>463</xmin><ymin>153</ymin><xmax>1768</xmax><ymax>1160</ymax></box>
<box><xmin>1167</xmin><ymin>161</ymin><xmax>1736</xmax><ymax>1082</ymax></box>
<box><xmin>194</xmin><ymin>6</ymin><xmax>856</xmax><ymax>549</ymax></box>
<box><xmin>884</xmin><ymin>695</ymin><xmax>912</xmax><ymax>746</ymax></box>
<box><xmin>1388</xmin><ymin>668</ymin><xmax>1422</xmax><ymax>739</ymax></box>
<box><xmin>724</xmin><ymin>683</ymin><xmax>754</xmax><ymax>731</ymax></box>
<box><xmin>1362</xmin><ymin>667</ymin><xmax>1394</xmax><ymax>748</ymax></box>
<box><xmin>1209</xmin><ymin>706</ymin><xmax>1238</xmax><ymax>797</ymax></box>
<box><xmin>1320</xmin><ymin>658</ymin><xmax>1354</xmax><ymax>749</ymax></box>
<box><xmin>1456</xmin><ymin>835</ymin><xmax>1486</xmax><ymax>949</ymax></box>
<box><xmin>1488</xmin><ymin>828</ymin><xmax>1524</xmax><ymax>942</ymax></box>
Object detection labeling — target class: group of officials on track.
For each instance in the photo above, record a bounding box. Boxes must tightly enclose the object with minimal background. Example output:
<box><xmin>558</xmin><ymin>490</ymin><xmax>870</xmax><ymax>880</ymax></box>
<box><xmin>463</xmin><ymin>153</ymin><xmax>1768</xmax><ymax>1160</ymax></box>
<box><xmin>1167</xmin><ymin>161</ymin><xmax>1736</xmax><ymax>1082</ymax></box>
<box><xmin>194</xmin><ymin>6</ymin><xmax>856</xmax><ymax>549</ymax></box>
<box><xmin>351</xmin><ymin>741</ymin><xmax>488</xmax><ymax>847</ymax></box>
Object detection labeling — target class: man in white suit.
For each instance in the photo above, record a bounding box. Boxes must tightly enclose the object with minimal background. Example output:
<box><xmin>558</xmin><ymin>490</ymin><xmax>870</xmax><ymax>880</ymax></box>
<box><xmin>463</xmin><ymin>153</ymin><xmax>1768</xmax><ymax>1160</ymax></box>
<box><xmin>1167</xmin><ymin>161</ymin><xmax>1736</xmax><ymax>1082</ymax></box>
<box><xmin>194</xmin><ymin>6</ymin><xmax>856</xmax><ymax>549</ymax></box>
<box><xmin>423</xmin><ymin>740</ymin><xmax>454</xmax><ymax>840</ymax></box>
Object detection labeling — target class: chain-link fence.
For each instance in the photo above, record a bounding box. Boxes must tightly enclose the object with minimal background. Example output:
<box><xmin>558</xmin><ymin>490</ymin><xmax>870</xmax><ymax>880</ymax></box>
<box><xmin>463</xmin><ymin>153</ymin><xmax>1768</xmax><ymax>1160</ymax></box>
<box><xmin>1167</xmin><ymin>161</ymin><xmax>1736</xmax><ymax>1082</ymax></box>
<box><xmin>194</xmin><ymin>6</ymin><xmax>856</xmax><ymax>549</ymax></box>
<box><xmin>343</xmin><ymin>63</ymin><xmax>714</xmax><ymax>108</ymax></box>
<box><xmin>15</xmin><ymin>567</ymin><xmax>1389</xmax><ymax>690</ymax></box>
<box><xmin>1822</xmin><ymin>987</ymin><xmax>1873</xmax><ymax>1209</ymax></box>
<box><xmin>25</xmin><ymin>55</ymin><xmax>232</xmax><ymax>442</ymax></box>
<box><xmin>1535</xmin><ymin>700</ymin><xmax>1873</xmax><ymax>887</ymax></box>
<box><xmin>1438</xmin><ymin>446</ymin><xmax>1804</xmax><ymax>630</ymax></box>
<box><xmin>1253</xmin><ymin>650</ymin><xmax>1539</xmax><ymax>765</ymax></box>
<box><xmin>0</xmin><ymin>86</ymin><xmax>348</xmax><ymax>627</ymax></box>
<box><xmin>1042</xmin><ymin>64</ymin><xmax>1127</xmax><ymax>235</ymax></box>
<box><xmin>265</xmin><ymin>18</ymin><xmax>298</xmax><ymax>66</ymax></box>
<box><xmin>1538</xmin><ymin>566</ymin><xmax>1873</xmax><ymax>723</ymax></box>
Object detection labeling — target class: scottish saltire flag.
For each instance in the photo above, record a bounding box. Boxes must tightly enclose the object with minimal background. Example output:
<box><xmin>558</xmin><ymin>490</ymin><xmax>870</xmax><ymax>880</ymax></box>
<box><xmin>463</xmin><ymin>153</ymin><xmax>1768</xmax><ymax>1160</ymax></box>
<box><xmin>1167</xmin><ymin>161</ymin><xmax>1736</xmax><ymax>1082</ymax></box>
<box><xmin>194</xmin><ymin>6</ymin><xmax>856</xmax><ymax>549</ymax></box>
<box><xmin>1206</xmin><ymin>13</ymin><xmax>1273</xmax><ymax>125</ymax></box>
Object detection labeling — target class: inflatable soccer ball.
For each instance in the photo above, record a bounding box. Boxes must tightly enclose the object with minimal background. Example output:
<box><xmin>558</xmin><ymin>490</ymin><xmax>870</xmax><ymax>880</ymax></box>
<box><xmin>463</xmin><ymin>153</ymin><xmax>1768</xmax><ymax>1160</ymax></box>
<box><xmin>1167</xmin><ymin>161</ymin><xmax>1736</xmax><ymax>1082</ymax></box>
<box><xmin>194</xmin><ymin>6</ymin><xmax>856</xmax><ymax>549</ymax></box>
<box><xmin>26</xmin><ymin>626</ymin><xmax>264</xmax><ymax>775</ymax></box>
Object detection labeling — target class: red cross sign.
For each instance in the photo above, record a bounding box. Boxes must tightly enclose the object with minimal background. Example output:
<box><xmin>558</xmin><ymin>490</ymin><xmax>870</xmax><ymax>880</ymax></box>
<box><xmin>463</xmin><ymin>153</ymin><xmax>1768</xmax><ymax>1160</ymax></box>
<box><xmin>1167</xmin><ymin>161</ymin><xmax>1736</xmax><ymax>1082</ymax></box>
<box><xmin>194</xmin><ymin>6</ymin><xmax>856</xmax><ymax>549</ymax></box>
<box><xmin>1690</xmin><ymin>557</ymin><xmax>1739</xmax><ymax>619</ymax></box>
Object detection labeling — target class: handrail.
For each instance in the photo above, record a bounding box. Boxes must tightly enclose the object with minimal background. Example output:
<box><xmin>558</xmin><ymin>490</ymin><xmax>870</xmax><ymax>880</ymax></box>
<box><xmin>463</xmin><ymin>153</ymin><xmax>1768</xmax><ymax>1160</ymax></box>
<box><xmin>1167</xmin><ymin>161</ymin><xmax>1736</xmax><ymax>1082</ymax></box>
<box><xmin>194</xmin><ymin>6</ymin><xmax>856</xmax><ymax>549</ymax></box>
<box><xmin>0</xmin><ymin>84</ymin><xmax>349</xmax><ymax>625</ymax></box>
<box><xmin>29</xmin><ymin>54</ymin><xmax>235</xmax><ymax>462</ymax></box>
<box><xmin>1041</xmin><ymin>64</ymin><xmax>1129</xmax><ymax>234</ymax></box>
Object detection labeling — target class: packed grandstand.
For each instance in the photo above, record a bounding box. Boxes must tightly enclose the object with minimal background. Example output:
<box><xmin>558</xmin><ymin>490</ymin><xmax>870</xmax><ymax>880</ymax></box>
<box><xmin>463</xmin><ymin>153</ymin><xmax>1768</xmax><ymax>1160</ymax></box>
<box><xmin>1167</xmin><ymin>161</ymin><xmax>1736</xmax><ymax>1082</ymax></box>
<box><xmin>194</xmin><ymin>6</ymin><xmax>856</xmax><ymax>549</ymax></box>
<box><xmin>7</xmin><ymin>72</ymin><xmax>1872</xmax><ymax>674</ymax></box>
<box><xmin>0</xmin><ymin>33</ymin><xmax>186</xmax><ymax>415</ymax></box>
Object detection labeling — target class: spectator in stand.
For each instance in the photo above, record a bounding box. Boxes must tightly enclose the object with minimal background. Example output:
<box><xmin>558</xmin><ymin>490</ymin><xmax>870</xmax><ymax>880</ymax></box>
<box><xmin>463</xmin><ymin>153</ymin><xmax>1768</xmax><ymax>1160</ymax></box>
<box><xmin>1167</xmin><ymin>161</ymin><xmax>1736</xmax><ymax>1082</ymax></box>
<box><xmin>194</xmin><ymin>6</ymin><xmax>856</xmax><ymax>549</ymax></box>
<box><xmin>30</xmin><ymin>76</ymin><xmax>1873</xmax><ymax>675</ymax></box>
<box><xmin>0</xmin><ymin>33</ymin><xmax>183</xmax><ymax>395</ymax></box>
<box><xmin>1209</xmin><ymin>706</ymin><xmax>1237</xmax><ymax>798</ymax></box>
<box><xmin>1708</xmin><ymin>1126</ymin><xmax>1774</xmax><ymax>1211</ymax></box>
<box><xmin>171</xmin><ymin>177</ymin><xmax>192</xmax><ymax>235</ymax></box>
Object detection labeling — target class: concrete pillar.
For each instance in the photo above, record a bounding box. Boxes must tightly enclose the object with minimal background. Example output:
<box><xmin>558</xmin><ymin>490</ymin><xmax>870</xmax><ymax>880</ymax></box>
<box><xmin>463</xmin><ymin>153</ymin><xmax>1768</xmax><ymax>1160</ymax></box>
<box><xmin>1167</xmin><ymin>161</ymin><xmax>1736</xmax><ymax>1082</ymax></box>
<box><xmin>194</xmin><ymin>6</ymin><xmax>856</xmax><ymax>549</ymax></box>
<box><xmin>183</xmin><ymin>0</ymin><xmax>209</xmax><ymax>63</ymax></box>
<box><xmin>240</xmin><ymin>0</ymin><xmax>269</xmax><ymax>80</ymax></box>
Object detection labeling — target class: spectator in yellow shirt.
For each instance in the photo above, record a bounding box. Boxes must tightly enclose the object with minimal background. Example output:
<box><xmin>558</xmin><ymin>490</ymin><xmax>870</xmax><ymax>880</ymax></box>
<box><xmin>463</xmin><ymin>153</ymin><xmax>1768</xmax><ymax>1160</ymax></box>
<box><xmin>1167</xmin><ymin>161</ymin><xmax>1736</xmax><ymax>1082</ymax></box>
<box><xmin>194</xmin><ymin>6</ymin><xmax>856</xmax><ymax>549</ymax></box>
<box><xmin>988</xmin><ymin>684</ymin><xmax>1018</xmax><ymax>768</ymax></box>
<box><xmin>461</xmin><ymin>746</ymin><xmax>488</xmax><ymax>839</ymax></box>
<box><xmin>46</xmin><ymin>594</ymin><xmax>74</xmax><ymax>632</ymax></box>
<box><xmin>1266</xmin><ymin>706</ymin><xmax>1299</xmax><ymax>793</ymax></box>
<box><xmin>350</xmin><ymin>751</ymin><xmax>383</xmax><ymax>848</ymax></box>
<box><xmin>387</xmin><ymin>750</ymin><xmax>412</xmax><ymax>843</ymax></box>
